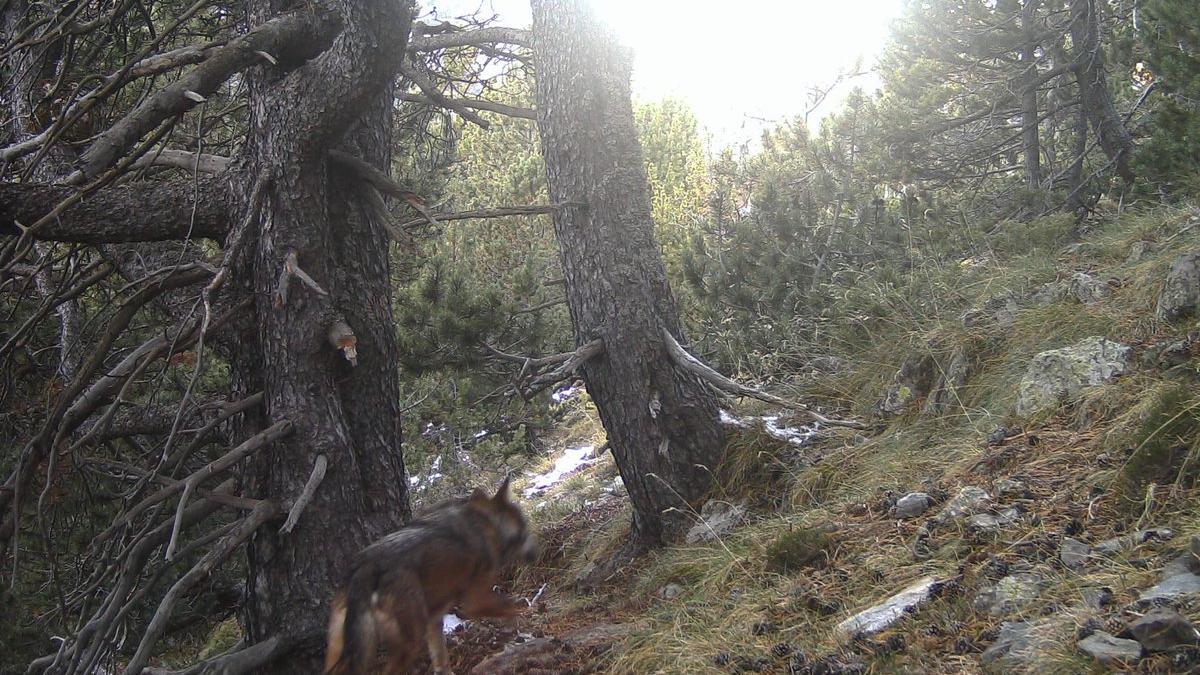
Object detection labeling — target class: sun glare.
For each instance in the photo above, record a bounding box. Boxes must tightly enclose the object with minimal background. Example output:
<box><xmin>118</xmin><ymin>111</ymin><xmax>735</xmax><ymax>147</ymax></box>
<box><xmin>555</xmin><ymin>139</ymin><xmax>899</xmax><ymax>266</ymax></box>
<box><xmin>427</xmin><ymin>0</ymin><xmax>904</xmax><ymax>143</ymax></box>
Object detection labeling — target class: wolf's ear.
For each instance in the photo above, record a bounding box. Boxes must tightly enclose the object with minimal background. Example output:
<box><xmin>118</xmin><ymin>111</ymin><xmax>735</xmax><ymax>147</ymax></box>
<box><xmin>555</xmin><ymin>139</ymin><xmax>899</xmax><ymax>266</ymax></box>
<box><xmin>493</xmin><ymin>475</ymin><xmax>512</xmax><ymax>503</ymax></box>
<box><xmin>469</xmin><ymin>487</ymin><xmax>489</xmax><ymax>503</ymax></box>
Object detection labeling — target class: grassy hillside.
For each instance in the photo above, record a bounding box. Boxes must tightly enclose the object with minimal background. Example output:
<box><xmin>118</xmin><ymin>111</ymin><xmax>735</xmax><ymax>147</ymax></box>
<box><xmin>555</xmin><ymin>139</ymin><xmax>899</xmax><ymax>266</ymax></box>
<box><xmin>500</xmin><ymin>199</ymin><xmax>1200</xmax><ymax>674</ymax></box>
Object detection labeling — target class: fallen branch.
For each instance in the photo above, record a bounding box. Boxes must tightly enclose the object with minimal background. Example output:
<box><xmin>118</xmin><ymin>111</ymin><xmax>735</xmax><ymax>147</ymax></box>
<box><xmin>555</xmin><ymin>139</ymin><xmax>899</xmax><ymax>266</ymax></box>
<box><xmin>660</xmin><ymin>328</ymin><xmax>866</xmax><ymax>430</ymax></box>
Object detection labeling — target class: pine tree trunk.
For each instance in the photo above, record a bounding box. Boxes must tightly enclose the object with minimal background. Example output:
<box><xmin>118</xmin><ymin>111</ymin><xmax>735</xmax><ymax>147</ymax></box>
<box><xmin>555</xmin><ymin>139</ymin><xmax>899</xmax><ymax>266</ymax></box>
<box><xmin>531</xmin><ymin>0</ymin><xmax>725</xmax><ymax>548</ymax></box>
<box><xmin>231</xmin><ymin>1</ymin><xmax>414</xmax><ymax>669</ymax></box>
<box><xmin>1070</xmin><ymin>0</ymin><xmax>1136</xmax><ymax>183</ymax></box>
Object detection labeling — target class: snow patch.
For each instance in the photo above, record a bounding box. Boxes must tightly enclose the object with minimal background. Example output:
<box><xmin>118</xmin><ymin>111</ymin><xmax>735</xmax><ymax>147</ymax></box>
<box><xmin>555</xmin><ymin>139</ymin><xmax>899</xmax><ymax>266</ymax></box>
<box><xmin>524</xmin><ymin>444</ymin><xmax>596</xmax><ymax>497</ymax></box>
<box><xmin>552</xmin><ymin>384</ymin><xmax>583</xmax><ymax>403</ymax></box>
<box><xmin>762</xmin><ymin>415</ymin><xmax>819</xmax><ymax>446</ymax></box>
<box><xmin>722</xmin><ymin>410</ymin><xmax>819</xmax><ymax>446</ymax></box>
<box><xmin>719</xmin><ymin>409</ymin><xmax>750</xmax><ymax>427</ymax></box>
<box><xmin>442</xmin><ymin>613</ymin><xmax>466</xmax><ymax>634</ymax></box>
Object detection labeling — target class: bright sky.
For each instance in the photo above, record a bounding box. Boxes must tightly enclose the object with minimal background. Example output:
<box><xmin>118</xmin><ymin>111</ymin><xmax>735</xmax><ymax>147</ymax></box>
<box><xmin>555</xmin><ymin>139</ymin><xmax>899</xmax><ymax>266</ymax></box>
<box><xmin>423</xmin><ymin>0</ymin><xmax>905</xmax><ymax>147</ymax></box>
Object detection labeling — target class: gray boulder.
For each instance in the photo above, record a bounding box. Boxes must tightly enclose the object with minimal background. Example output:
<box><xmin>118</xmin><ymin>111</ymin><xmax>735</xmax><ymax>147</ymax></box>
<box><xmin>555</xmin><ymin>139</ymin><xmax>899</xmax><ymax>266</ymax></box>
<box><xmin>1156</xmin><ymin>249</ymin><xmax>1200</xmax><ymax>322</ymax></box>
<box><xmin>961</xmin><ymin>292</ymin><xmax>1020</xmax><ymax>330</ymax></box>
<box><xmin>1128</xmin><ymin>609</ymin><xmax>1200</xmax><ymax>652</ymax></box>
<box><xmin>1016</xmin><ymin>337</ymin><xmax>1133</xmax><ymax>416</ymax></box>
<box><xmin>1031</xmin><ymin>281</ymin><xmax>1069</xmax><ymax>307</ymax></box>
<box><xmin>1093</xmin><ymin>528</ymin><xmax>1175</xmax><ymax>555</ymax></box>
<box><xmin>1077</xmin><ymin>631</ymin><xmax>1142</xmax><ymax>665</ymax></box>
<box><xmin>982</xmin><ymin>618</ymin><xmax>1067</xmax><ymax>668</ymax></box>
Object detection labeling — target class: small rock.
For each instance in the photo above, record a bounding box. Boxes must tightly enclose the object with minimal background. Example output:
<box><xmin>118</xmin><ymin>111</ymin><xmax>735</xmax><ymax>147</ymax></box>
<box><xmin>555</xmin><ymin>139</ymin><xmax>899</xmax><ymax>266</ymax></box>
<box><xmin>1080</xmin><ymin>587</ymin><xmax>1114</xmax><ymax>610</ymax></box>
<box><xmin>967</xmin><ymin>507</ymin><xmax>1021</xmax><ymax>534</ymax></box>
<box><xmin>1156</xmin><ymin>249</ymin><xmax>1200</xmax><ymax>322</ymax></box>
<box><xmin>1060</xmin><ymin>538</ymin><xmax>1091</xmax><ymax>570</ymax></box>
<box><xmin>658</xmin><ymin>583</ymin><xmax>684</xmax><ymax>600</ymax></box>
<box><xmin>934</xmin><ymin>486</ymin><xmax>991</xmax><ymax>524</ymax></box>
<box><xmin>685</xmin><ymin>501</ymin><xmax>747</xmax><ymax>544</ymax></box>
<box><xmin>834</xmin><ymin>577</ymin><xmax>941</xmax><ymax>640</ymax></box>
<box><xmin>1070</xmin><ymin>271</ymin><xmax>1109</xmax><ymax>305</ymax></box>
<box><xmin>986</xmin><ymin>427</ymin><xmax>1010</xmax><ymax>446</ymax></box>
<box><xmin>1141</xmin><ymin>335</ymin><xmax>1196</xmax><ymax>370</ymax></box>
<box><xmin>1078</xmin><ymin>631</ymin><xmax>1142</xmax><ymax>665</ymax></box>
<box><xmin>981</xmin><ymin>619</ymin><xmax>1063</xmax><ymax>667</ymax></box>
<box><xmin>1094</xmin><ymin>528</ymin><xmax>1175</xmax><ymax>555</ymax></box>
<box><xmin>974</xmin><ymin>572</ymin><xmax>1045</xmax><ymax>616</ymax></box>
<box><xmin>1125</xmin><ymin>240</ymin><xmax>1155</xmax><ymax>264</ymax></box>
<box><xmin>1135</xmin><ymin>571</ymin><xmax>1200</xmax><ymax>607</ymax></box>
<box><xmin>1128</xmin><ymin>609</ymin><xmax>1200</xmax><ymax>652</ymax></box>
<box><xmin>1032</xmin><ymin>281</ymin><xmax>1069</xmax><ymax>306</ymax></box>
<box><xmin>751</xmin><ymin>620</ymin><xmax>778</xmax><ymax>636</ymax></box>
<box><xmin>1191</xmin><ymin>535</ymin><xmax>1200</xmax><ymax>573</ymax></box>
<box><xmin>894</xmin><ymin>492</ymin><xmax>933</xmax><ymax>519</ymax></box>
<box><xmin>994</xmin><ymin>477</ymin><xmax>1029</xmax><ymax>498</ymax></box>
<box><xmin>810</xmin><ymin>355</ymin><xmax>849</xmax><ymax>374</ymax></box>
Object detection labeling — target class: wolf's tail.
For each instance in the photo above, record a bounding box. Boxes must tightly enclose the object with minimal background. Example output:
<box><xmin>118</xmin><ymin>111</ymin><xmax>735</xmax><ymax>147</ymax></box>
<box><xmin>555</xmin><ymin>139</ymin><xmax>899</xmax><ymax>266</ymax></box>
<box><xmin>325</xmin><ymin>568</ymin><xmax>378</xmax><ymax>674</ymax></box>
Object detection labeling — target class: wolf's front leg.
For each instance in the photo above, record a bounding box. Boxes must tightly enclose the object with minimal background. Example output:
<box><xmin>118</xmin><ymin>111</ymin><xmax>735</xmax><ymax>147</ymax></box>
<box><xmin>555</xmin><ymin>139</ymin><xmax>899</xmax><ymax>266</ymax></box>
<box><xmin>426</xmin><ymin>619</ymin><xmax>454</xmax><ymax>675</ymax></box>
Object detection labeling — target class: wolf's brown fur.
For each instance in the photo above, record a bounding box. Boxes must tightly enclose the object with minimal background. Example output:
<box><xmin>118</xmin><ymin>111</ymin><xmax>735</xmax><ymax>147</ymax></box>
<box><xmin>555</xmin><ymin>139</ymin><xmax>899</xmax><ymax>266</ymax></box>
<box><xmin>324</xmin><ymin>478</ymin><xmax>537</xmax><ymax>674</ymax></box>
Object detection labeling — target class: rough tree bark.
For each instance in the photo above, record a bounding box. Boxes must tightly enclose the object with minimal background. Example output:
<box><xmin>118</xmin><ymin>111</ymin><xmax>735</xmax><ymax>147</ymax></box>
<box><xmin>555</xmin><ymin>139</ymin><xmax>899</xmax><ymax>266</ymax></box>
<box><xmin>531</xmin><ymin>0</ymin><xmax>725</xmax><ymax>548</ymax></box>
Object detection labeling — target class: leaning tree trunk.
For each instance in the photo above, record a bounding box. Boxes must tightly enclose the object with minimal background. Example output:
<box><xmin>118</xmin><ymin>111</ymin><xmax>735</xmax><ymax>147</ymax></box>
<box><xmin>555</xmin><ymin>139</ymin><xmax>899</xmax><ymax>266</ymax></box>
<box><xmin>531</xmin><ymin>0</ymin><xmax>725</xmax><ymax>548</ymax></box>
<box><xmin>1019</xmin><ymin>0</ymin><xmax>1043</xmax><ymax>192</ymax></box>
<box><xmin>1070</xmin><ymin>0</ymin><xmax>1136</xmax><ymax>183</ymax></box>
<box><xmin>230</xmin><ymin>0</ymin><xmax>414</xmax><ymax>670</ymax></box>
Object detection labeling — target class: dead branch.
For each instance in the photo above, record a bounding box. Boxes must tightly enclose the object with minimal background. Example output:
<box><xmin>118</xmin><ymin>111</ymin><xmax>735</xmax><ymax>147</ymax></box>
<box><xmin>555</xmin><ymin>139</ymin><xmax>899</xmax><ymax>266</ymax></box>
<box><xmin>398</xmin><ymin>202</ymin><xmax>573</xmax><ymax>230</ymax></box>
<box><xmin>125</xmin><ymin>499</ymin><xmax>282</xmax><ymax>675</ymax></box>
<box><xmin>522</xmin><ymin>339</ymin><xmax>604</xmax><ymax>397</ymax></box>
<box><xmin>400</xmin><ymin>60</ymin><xmax>491</xmax><ymax>129</ymax></box>
<box><xmin>660</xmin><ymin>328</ymin><xmax>867</xmax><ymax>430</ymax></box>
<box><xmin>130</xmin><ymin>149</ymin><xmax>232</xmax><ymax>174</ymax></box>
<box><xmin>279</xmin><ymin>454</ymin><xmax>327</xmax><ymax>535</ymax></box>
<box><xmin>71</xmin><ymin>10</ymin><xmax>339</xmax><ymax>182</ymax></box>
<box><xmin>0</xmin><ymin>177</ymin><xmax>232</xmax><ymax>243</ymax></box>
<box><xmin>329</xmin><ymin>150</ymin><xmax>439</xmax><ymax>226</ymax></box>
<box><xmin>398</xmin><ymin>91</ymin><xmax>536</xmax><ymax>120</ymax></box>
<box><xmin>56</xmin><ymin>479</ymin><xmax>236</xmax><ymax>674</ymax></box>
<box><xmin>140</xmin><ymin>634</ymin><xmax>304</xmax><ymax>675</ymax></box>
<box><xmin>274</xmin><ymin>249</ymin><xmax>328</xmax><ymax>307</ymax></box>
<box><xmin>161</xmin><ymin>420</ymin><xmax>294</xmax><ymax>560</ymax></box>
<box><xmin>410</xmin><ymin>25</ymin><xmax>532</xmax><ymax>50</ymax></box>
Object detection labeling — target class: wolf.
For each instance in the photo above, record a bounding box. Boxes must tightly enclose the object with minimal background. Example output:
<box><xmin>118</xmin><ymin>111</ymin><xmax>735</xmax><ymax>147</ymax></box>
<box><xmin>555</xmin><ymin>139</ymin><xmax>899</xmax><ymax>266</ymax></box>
<box><xmin>324</xmin><ymin>477</ymin><xmax>538</xmax><ymax>674</ymax></box>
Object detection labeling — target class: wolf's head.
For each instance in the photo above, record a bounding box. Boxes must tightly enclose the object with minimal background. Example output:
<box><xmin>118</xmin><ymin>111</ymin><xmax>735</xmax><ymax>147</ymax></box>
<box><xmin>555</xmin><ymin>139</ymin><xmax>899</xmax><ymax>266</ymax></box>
<box><xmin>470</xmin><ymin>477</ymin><xmax>538</xmax><ymax>566</ymax></box>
